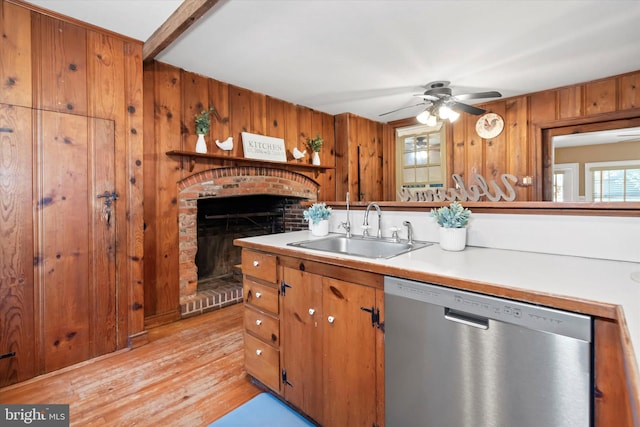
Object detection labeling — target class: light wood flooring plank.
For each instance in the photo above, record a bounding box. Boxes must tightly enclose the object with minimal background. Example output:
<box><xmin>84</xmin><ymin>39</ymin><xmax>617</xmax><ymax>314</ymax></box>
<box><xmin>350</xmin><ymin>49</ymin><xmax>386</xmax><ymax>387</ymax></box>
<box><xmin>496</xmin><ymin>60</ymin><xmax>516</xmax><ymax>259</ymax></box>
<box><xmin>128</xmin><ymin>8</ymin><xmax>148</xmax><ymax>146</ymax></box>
<box><xmin>0</xmin><ymin>304</ymin><xmax>261</xmax><ymax>426</ymax></box>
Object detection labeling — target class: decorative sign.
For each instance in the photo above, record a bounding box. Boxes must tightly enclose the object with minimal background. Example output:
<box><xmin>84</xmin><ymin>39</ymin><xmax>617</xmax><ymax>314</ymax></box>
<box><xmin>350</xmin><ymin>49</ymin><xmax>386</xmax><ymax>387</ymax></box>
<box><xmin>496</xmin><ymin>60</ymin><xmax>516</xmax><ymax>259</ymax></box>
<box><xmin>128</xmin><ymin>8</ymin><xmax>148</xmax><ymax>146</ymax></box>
<box><xmin>398</xmin><ymin>173</ymin><xmax>519</xmax><ymax>202</ymax></box>
<box><xmin>241</xmin><ymin>132</ymin><xmax>287</xmax><ymax>162</ymax></box>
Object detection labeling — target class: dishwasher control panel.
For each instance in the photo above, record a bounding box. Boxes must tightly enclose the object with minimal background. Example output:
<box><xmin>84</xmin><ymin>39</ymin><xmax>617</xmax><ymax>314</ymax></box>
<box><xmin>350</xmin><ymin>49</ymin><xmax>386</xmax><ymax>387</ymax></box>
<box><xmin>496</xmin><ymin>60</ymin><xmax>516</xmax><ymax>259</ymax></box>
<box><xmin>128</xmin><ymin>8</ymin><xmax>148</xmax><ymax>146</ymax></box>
<box><xmin>384</xmin><ymin>276</ymin><xmax>591</xmax><ymax>342</ymax></box>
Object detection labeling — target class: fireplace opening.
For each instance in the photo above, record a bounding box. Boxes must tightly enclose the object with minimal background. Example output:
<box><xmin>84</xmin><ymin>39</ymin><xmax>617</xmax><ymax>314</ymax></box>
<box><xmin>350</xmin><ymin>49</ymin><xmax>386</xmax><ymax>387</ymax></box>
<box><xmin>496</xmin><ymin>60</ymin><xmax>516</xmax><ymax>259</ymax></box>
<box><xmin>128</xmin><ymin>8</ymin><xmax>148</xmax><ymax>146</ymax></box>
<box><xmin>195</xmin><ymin>194</ymin><xmax>295</xmax><ymax>285</ymax></box>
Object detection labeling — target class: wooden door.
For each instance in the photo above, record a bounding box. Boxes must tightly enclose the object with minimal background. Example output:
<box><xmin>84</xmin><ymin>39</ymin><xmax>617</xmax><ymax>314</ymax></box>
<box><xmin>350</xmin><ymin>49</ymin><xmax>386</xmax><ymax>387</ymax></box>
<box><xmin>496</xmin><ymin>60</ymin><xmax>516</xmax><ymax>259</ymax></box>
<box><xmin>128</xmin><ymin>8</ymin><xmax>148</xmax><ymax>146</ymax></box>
<box><xmin>322</xmin><ymin>277</ymin><xmax>377</xmax><ymax>427</ymax></box>
<box><xmin>0</xmin><ymin>104</ymin><xmax>36</xmax><ymax>386</ymax></box>
<box><xmin>36</xmin><ymin>109</ymin><xmax>117</xmax><ymax>373</ymax></box>
<box><xmin>281</xmin><ymin>267</ymin><xmax>324</xmax><ymax>424</ymax></box>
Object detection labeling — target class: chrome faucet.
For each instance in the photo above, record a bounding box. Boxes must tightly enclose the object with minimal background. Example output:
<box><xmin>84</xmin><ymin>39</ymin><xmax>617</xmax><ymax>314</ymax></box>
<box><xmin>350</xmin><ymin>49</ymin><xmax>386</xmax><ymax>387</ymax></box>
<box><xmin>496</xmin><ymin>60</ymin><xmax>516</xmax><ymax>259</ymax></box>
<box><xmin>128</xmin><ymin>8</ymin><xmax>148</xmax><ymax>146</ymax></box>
<box><xmin>339</xmin><ymin>192</ymin><xmax>352</xmax><ymax>238</ymax></box>
<box><xmin>363</xmin><ymin>202</ymin><xmax>383</xmax><ymax>239</ymax></box>
<box><xmin>403</xmin><ymin>220</ymin><xmax>414</xmax><ymax>245</ymax></box>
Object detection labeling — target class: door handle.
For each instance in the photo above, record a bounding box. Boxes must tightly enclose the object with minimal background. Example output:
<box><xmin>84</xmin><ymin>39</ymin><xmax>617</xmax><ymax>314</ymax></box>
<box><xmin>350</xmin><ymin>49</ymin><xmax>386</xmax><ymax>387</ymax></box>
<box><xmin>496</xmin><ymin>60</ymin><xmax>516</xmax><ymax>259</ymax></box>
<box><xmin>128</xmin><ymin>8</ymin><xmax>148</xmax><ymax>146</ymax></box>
<box><xmin>444</xmin><ymin>308</ymin><xmax>489</xmax><ymax>330</ymax></box>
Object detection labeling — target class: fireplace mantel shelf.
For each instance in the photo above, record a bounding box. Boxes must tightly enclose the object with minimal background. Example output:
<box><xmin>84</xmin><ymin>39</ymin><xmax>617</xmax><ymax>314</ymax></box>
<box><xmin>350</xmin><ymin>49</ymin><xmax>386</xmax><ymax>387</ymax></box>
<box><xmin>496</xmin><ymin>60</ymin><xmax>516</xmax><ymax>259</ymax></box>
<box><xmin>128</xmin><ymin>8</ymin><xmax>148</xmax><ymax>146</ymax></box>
<box><xmin>166</xmin><ymin>150</ymin><xmax>335</xmax><ymax>172</ymax></box>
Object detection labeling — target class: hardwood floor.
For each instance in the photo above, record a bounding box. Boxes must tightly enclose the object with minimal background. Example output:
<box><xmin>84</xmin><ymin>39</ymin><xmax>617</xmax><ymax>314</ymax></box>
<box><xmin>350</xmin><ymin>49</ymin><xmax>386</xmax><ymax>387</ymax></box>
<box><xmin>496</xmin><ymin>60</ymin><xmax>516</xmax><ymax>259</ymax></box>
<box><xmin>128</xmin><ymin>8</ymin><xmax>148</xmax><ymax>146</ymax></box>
<box><xmin>0</xmin><ymin>303</ymin><xmax>261</xmax><ymax>426</ymax></box>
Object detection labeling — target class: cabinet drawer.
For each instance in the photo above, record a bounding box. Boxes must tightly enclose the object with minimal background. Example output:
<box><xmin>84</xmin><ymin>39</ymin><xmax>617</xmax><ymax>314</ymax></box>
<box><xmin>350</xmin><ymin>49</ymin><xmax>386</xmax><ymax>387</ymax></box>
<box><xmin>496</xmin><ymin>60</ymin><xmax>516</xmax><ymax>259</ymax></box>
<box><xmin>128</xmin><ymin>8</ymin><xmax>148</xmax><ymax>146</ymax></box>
<box><xmin>242</xmin><ymin>250</ymin><xmax>278</xmax><ymax>284</ymax></box>
<box><xmin>244</xmin><ymin>278</ymin><xmax>279</xmax><ymax>315</ymax></box>
<box><xmin>245</xmin><ymin>308</ymin><xmax>280</xmax><ymax>347</ymax></box>
<box><xmin>245</xmin><ymin>333</ymin><xmax>280</xmax><ymax>392</ymax></box>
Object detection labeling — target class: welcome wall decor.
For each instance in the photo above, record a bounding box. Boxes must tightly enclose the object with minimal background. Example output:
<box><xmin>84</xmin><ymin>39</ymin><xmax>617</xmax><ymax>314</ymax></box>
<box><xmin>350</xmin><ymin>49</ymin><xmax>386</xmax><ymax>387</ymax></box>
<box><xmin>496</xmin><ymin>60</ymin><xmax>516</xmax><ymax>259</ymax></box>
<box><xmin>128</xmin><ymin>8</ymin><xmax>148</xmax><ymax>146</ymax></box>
<box><xmin>398</xmin><ymin>173</ymin><xmax>519</xmax><ymax>202</ymax></box>
<box><xmin>241</xmin><ymin>132</ymin><xmax>287</xmax><ymax>162</ymax></box>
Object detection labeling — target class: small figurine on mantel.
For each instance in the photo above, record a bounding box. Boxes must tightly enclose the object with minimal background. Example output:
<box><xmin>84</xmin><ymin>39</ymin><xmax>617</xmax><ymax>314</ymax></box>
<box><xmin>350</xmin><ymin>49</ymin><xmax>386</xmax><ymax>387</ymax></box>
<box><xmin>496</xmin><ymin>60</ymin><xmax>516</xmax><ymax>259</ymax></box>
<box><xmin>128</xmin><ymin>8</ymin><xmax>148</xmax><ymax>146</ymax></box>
<box><xmin>292</xmin><ymin>147</ymin><xmax>307</xmax><ymax>160</ymax></box>
<box><xmin>215</xmin><ymin>136</ymin><xmax>234</xmax><ymax>151</ymax></box>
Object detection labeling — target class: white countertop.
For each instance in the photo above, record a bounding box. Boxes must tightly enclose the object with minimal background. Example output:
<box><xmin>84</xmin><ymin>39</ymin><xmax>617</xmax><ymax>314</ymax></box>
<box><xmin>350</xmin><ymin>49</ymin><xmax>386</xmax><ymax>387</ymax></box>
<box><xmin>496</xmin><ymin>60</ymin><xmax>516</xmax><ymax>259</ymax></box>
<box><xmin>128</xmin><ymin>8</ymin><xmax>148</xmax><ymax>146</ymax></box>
<box><xmin>236</xmin><ymin>230</ymin><xmax>640</xmax><ymax>370</ymax></box>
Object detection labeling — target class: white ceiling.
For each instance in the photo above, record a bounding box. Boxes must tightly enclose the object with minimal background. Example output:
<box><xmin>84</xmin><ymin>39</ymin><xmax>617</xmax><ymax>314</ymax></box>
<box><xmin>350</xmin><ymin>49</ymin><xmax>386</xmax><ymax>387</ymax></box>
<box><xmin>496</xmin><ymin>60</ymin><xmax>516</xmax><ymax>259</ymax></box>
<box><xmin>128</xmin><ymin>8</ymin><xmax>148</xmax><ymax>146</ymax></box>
<box><xmin>24</xmin><ymin>0</ymin><xmax>640</xmax><ymax>123</ymax></box>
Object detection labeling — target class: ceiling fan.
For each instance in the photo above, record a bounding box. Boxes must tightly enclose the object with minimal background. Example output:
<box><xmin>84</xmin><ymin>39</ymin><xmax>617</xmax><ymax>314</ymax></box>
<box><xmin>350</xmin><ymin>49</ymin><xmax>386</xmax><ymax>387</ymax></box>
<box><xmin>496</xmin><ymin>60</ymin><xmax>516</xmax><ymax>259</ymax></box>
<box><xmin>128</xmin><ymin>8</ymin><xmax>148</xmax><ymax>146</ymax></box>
<box><xmin>380</xmin><ymin>81</ymin><xmax>502</xmax><ymax>124</ymax></box>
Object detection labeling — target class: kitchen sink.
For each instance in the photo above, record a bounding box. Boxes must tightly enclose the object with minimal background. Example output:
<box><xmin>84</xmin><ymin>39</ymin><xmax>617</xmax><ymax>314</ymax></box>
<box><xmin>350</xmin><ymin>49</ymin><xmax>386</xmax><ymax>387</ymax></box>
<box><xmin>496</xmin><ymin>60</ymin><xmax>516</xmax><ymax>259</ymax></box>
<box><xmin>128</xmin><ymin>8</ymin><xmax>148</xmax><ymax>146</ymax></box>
<box><xmin>288</xmin><ymin>234</ymin><xmax>431</xmax><ymax>259</ymax></box>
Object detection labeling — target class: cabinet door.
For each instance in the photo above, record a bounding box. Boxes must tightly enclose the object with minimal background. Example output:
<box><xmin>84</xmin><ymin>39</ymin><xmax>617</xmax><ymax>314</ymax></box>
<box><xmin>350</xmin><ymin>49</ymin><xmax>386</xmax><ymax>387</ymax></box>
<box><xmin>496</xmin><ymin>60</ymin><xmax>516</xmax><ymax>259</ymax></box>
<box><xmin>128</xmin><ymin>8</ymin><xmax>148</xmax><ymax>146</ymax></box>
<box><xmin>281</xmin><ymin>267</ymin><xmax>323</xmax><ymax>424</ymax></box>
<box><xmin>323</xmin><ymin>276</ymin><xmax>377</xmax><ymax>427</ymax></box>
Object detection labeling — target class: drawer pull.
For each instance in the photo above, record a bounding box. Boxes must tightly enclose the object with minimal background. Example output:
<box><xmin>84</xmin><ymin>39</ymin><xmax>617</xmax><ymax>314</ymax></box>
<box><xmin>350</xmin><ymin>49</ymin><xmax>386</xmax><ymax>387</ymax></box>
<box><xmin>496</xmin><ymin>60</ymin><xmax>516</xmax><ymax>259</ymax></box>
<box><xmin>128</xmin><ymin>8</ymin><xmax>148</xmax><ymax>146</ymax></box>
<box><xmin>256</xmin><ymin>349</ymin><xmax>263</xmax><ymax>356</ymax></box>
<box><xmin>253</xmin><ymin>260</ymin><xmax>259</xmax><ymax>267</ymax></box>
<box><xmin>255</xmin><ymin>319</ymin><xmax>262</xmax><ymax>326</ymax></box>
<box><xmin>327</xmin><ymin>315</ymin><xmax>335</xmax><ymax>324</ymax></box>
<box><xmin>308</xmin><ymin>308</ymin><xmax>315</xmax><ymax>316</ymax></box>
<box><xmin>255</xmin><ymin>292</ymin><xmax>262</xmax><ymax>299</ymax></box>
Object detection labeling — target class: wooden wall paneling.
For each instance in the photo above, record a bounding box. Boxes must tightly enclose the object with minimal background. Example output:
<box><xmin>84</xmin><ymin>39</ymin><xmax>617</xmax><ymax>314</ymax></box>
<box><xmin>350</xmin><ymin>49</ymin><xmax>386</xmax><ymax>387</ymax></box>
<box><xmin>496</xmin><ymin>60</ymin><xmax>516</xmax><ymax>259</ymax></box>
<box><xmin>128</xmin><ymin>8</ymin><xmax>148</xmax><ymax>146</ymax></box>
<box><xmin>0</xmin><ymin>1</ymin><xmax>32</xmax><ymax>107</ymax></box>
<box><xmin>310</xmin><ymin>110</ymin><xmax>325</xmax><ymax>199</ymax></box>
<box><xmin>321</xmin><ymin>112</ymin><xmax>336</xmax><ymax>201</ymax></box>
<box><xmin>229</xmin><ymin>85</ymin><xmax>252</xmax><ymax>158</ymax></box>
<box><xmin>283</xmin><ymin>101</ymin><xmax>300</xmax><ymax>163</ymax></box>
<box><xmin>505</xmin><ymin>96</ymin><xmax>531</xmax><ymax>201</ymax></box>
<box><xmin>334</xmin><ymin>113</ymin><xmax>349</xmax><ymax>201</ymax></box>
<box><xmin>584</xmin><ymin>78</ymin><xmax>617</xmax><ymax>116</ymax></box>
<box><xmin>251</xmin><ymin>91</ymin><xmax>267</xmax><ymax>136</ymax></box>
<box><xmin>528</xmin><ymin>90</ymin><xmax>557</xmax><ymax>200</ymax></box>
<box><xmin>123</xmin><ymin>41</ymin><xmax>146</xmax><ymax>347</ymax></box>
<box><xmin>619</xmin><ymin>71</ymin><xmax>640</xmax><ymax>110</ymax></box>
<box><xmin>484</xmin><ymin>102</ymin><xmax>508</xmax><ymax>195</ymax></box>
<box><xmin>37</xmin><ymin>110</ymin><xmax>91</xmax><ymax>372</ymax></box>
<box><xmin>182</xmin><ymin>70</ymin><xmax>212</xmax><ymax>174</ymax></box>
<box><xmin>0</xmin><ymin>104</ymin><xmax>36</xmax><ymax>387</ymax></box>
<box><xmin>465</xmin><ymin>112</ymin><xmax>484</xmax><ymax>197</ymax></box>
<box><xmin>88</xmin><ymin>117</ymin><xmax>117</xmax><ymax>357</ymax></box>
<box><xmin>450</xmin><ymin>116</ymin><xmax>466</xmax><ymax>189</ymax></box>
<box><xmin>558</xmin><ymin>85</ymin><xmax>583</xmax><ymax>119</ymax></box>
<box><xmin>145</xmin><ymin>62</ymin><xmax>182</xmax><ymax>322</ymax></box>
<box><xmin>209</xmin><ymin>78</ymin><xmax>230</xmax><ymax>149</ymax></box>
<box><xmin>142</xmin><ymin>63</ymin><xmax>158</xmax><ymax>318</ymax></box>
<box><xmin>266</xmin><ymin>96</ymin><xmax>285</xmax><ymax>141</ymax></box>
<box><xmin>382</xmin><ymin>123</ymin><xmax>395</xmax><ymax>201</ymax></box>
<box><xmin>296</xmin><ymin>106</ymin><xmax>314</xmax><ymax>182</ymax></box>
<box><xmin>33</xmin><ymin>15</ymin><xmax>87</xmax><ymax>115</ymax></box>
<box><xmin>357</xmin><ymin>116</ymin><xmax>375</xmax><ymax>201</ymax></box>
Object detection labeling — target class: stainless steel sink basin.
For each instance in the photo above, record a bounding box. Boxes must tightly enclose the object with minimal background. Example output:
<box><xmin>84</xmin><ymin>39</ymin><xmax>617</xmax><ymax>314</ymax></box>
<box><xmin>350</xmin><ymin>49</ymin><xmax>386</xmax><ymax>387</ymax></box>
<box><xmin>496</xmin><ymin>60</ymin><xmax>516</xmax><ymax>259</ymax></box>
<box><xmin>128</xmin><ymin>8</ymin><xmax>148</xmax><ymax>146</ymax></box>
<box><xmin>288</xmin><ymin>234</ymin><xmax>431</xmax><ymax>259</ymax></box>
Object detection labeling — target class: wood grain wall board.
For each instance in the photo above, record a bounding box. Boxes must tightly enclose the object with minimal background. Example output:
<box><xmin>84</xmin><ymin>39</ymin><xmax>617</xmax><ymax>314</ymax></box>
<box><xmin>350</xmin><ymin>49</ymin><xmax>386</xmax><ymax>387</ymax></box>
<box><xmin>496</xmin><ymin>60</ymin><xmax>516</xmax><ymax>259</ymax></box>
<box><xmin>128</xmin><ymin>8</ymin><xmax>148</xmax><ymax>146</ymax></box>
<box><xmin>296</xmin><ymin>105</ymin><xmax>314</xmax><ymax>182</ymax></box>
<box><xmin>123</xmin><ymin>41</ymin><xmax>145</xmax><ymax>347</ymax></box>
<box><xmin>382</xmin><ymin>123</ymin><xmax>395</xmax><ymax>201</ymax></box>
<box><xmin>619</xmin><ymin>73</ymin><xmax>640</xmax><ymax>110</ymax></box>
<box><xmin>528</xmin><ymin>89</ymin><xmax>557</xmax><ymax>200</ymax></box>
<box><xmin>182</xmin><ymin>70</ymin><xmax>213</xmax><ymax>174</ymax></box>
<box><xmin>484</xmin><ymin>102</ymin><xmax>507</xmax><ymax>183</ymax></box>
<box><xmin>558</xmin><ymin>86</ymin><xmax>584</xmax><ymax>119</ymax></box>
<box><xmin>283</xmin><ymin>101</ymin><xmax>300</xmax><ymax>161</ymax></box>
<box><xmin>585</xmin><ymin>79</ymin><xmax>618</xmax><ymax>116</ymax></box>
<box><xmin>86</xmin><ymin>31</ymin><xmax>125</xmax><ymax>121</ymax></box>
<box><xmin>0</xmin><ymin>104</ymin><xmax>36</xmax><ymax>386</ymax></box>
<box><xmin>451</xmin><ymin>114</ymin><xmax>466</xmax><ymax>189</ymax></box>
<box><xmin>142</xmin><ymin>64</ymin><xmax>159</xmax><ymax>317</ymax></box>
<box><xmin>0</xmin><ymin>1</ymin><xmax>32</xmax><ymax>107</ymax></box>
<box><xmin>209</xmin><ymin>78</ymin><xmax>230</xmax><ymax>151</ymax></box>
<box><xmin>229</xmin><ymin>85</ymin><xmax>252</xmax><ymax>158</ymax></box>
<box><xmin>464</xmin><ymin>112</ymin><xmax>484</xmax><ymax>196</ymax></box>
<box><xmin>251</xmin><ymin>91</ymin><xmax>267</xmax><ymax>136</ymax></box>
<box><xmin>321</xmin><ymin>112</ymin><xmax>336</xmax><ymax>201</ymax></box>
<box><xmin>266</xmin><ymin>96</ymin><xmax>285</xmax><ymax>141</ymax></box>
<box><xmin>88</xmin><ymin>117</ymin><xmax>117</xmax><ymax>357</ymax></box>
<box><xmin>334</xmin><ymin>113</ymin><xmax>349</xmax><ymax>201</ymax></box>
<box><xmin>33</xmin><ymin>15</ymin><xmax>87</xmax><ymax>115</ymax></box>
<box><xmin>38</xmin><ymin>110</ymin><xmax>92</xmax><ymax>372</ymax></box>
<box><xmin>505</xmin><ymin>96</ymin><xmax>531</xmax><ymax>201</ymax></box>
<box><xmin>147</xmin><ymin>61</ymin><xmax>182</xmax><ymax>319</ymax></box>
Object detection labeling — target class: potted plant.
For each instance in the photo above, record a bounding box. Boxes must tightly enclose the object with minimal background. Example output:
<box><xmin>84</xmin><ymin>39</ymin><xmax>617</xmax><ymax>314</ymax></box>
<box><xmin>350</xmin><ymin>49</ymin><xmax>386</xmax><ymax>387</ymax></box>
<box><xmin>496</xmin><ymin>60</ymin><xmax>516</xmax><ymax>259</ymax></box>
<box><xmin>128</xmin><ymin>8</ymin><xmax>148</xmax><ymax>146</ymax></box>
<box><xmin>194</xmin><ymin>107</ymin><xmax>215</xmax><ymax>153</ymax></box>
<box><xmin>303</xmin><ymin>202</ymin><xmax>332</xmax><ymax>236</ymax></box>
<box><xmin>306</xmin><ymin>134</ymin><xmax>324</xmax><ymax>165</ymax></box>
<box><xmin>430</xmin><ymin>201</ymin><xmax>471</xmax><ymax>251</ymax></box>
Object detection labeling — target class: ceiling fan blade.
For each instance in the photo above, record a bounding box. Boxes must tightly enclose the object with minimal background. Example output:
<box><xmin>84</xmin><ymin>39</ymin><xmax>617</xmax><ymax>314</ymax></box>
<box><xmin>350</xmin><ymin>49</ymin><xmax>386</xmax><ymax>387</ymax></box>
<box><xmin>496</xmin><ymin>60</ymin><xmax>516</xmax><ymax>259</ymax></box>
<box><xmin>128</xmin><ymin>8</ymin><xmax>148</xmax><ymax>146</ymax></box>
<box><xmin>379</xmin><ymin>102</ymin><xmax>427</xmax><ymax>116</ymax></box>
<box><xmin>413</xmin><ymin>93</ymin><xmax>439</xmax><ymax>101</ymax></box>
<box><xmin>449</xmin><ymin>102</ymin><xmax>486</xmax><ymax>115</ymax></box>
<box><xmin>454</xmin><ymin>91</ymin><xmax>502</xmax><ymax>101</ymax></box>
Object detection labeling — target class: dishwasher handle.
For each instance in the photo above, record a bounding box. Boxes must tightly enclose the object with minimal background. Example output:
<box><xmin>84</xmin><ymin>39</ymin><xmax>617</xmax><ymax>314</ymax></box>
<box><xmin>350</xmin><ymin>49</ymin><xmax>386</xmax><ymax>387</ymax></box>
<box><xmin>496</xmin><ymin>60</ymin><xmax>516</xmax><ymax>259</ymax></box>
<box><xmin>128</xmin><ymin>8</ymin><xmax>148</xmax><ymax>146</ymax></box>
<box><xmin>444</xmin><ymin>308</ymin><xmax>489</xmax><ymax>330</ymax></box>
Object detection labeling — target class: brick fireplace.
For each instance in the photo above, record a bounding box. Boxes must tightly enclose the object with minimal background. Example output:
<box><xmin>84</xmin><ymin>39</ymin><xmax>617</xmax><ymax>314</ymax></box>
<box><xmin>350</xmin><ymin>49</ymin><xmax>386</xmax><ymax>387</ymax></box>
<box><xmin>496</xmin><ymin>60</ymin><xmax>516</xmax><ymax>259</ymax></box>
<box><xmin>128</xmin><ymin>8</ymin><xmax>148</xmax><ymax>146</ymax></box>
<box><xmin>177</xmin><ymin>166</ymin><xmax>319</xmax><ymax>317</ymax></box>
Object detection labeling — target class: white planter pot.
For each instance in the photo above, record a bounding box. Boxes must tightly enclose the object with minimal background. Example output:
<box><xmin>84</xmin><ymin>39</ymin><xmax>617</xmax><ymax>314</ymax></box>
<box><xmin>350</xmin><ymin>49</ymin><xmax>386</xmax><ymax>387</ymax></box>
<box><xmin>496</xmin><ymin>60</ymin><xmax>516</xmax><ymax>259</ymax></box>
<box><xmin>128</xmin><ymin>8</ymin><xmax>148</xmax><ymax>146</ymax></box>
<box><xmin>439</xmin><ymin>227</ymin><xmax>467</xmax><ymax>251</ymax></box>
<box><xmin>312</xmin><ymin>151</ymin><xmax>321</xmax><ymax>166</ymax></box>
<box><xmin>195</xmin><ymin>134</ymin><xmax>207</xmax><ymax>153</ymax></box>
<box><xmin>310</xmin><ymin>219</ymin><xmax>329</xmax><ymax>236</ymax></box>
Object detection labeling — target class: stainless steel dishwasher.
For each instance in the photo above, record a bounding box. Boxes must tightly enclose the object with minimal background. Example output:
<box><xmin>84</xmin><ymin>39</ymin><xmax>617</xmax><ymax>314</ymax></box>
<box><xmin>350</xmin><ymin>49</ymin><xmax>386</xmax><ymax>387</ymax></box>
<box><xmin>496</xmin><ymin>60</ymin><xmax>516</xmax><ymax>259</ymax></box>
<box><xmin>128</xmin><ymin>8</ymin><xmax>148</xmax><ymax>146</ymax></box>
<box><xmin>384</xmin><ymin>276</ymin><xmax>593</xmax><ymax>427</ymax></box>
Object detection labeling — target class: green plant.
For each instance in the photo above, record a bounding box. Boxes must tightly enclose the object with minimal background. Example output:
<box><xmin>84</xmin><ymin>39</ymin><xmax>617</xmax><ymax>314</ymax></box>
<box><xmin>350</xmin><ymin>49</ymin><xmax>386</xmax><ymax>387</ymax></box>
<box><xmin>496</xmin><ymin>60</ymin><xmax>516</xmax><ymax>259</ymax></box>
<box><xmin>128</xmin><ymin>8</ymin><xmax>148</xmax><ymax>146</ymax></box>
<box><xmin>303</xmin><ymin>202</ymin><xmax>332</xmax><ymax>225</ymax></box>
<box><xmin>430</xmin><ymin>201</ymin><xmax>471</xmax><ymax>228</ymax></box>
<box><xmin>194</xmin><ymin>107</ymin><xmax>215</xmax><ymax>135</ymax></box>
<box><xmin>306</xmin><ymin>134</ymin><xmax>324</xmax><ymax>152</ymax></box>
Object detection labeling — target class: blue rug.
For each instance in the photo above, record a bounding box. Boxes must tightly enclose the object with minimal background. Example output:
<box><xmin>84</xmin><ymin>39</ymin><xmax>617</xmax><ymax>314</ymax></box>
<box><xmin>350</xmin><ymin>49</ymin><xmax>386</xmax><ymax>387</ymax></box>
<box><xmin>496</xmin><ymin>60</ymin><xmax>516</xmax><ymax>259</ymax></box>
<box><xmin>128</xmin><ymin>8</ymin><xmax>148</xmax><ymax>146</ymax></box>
<box><xmin>209</xmin><ymin>393</ymin><xmax>315</xmax><ymax>427</ymax></box>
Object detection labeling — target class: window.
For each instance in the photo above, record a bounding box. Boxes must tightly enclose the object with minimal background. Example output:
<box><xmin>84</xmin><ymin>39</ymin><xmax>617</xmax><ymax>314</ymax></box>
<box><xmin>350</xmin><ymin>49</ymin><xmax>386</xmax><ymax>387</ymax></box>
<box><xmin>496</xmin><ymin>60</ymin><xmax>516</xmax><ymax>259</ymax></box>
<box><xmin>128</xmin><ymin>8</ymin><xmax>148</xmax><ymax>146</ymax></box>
<box><xmin>552</xmin><ymin>163</ymin><xmax>579</xmax><ymax>202</ymax></box>
<box><xmin>585</xmin><ymin>160</ymin><xmax>640</xmax><ymax>202</ymax></box>
<box><xmin>395</xmin><ymin>123</ymin><xmax>445</xmax><ymax>197</ymax></box>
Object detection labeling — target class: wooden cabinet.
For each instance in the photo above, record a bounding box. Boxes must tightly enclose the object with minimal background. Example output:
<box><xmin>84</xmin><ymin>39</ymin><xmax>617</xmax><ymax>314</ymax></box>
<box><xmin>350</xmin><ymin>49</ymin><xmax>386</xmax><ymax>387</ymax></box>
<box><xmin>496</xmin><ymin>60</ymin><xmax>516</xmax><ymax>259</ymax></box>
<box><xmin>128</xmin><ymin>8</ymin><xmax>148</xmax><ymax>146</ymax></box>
<box><xmin>242</xmin><ymin>249</ymin><xmax>281</xmax><ymax>392</ymax></box>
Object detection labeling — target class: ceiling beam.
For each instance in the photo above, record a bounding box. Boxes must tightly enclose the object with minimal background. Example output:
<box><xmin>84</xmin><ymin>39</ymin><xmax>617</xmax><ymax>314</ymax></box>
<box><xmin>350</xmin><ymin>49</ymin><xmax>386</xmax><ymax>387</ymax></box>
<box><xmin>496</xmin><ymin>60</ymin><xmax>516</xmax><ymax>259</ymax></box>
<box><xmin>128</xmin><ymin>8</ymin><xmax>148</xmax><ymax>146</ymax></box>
<box><xmin>143</xmin><ymin>0</ymin><xmax>222</xmax><ymax>62</ymax></box>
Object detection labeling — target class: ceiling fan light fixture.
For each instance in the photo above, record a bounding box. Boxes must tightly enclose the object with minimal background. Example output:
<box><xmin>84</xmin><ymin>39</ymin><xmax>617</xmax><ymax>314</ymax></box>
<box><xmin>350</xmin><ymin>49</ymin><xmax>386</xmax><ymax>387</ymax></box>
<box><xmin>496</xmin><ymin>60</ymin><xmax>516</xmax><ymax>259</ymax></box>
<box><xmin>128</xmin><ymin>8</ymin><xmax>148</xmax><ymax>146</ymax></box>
<box><xmin>448</xmin><ymin>109</ymin><xmax>460</xmax><ymax>122</ymax></box>
<box><xmin>416</xmin><ymin>110</ymin><xmax>431</xmax><ymax>124</ymax></box>
<box><xmin>426</xmin><ymin>114</ymin><xmax>438</xmax><ymax>126</ymax></box>
<box><xmin>438</xmin><ymin>104</ymin><xmax>452</xmax><ymax>120</ymax></box>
